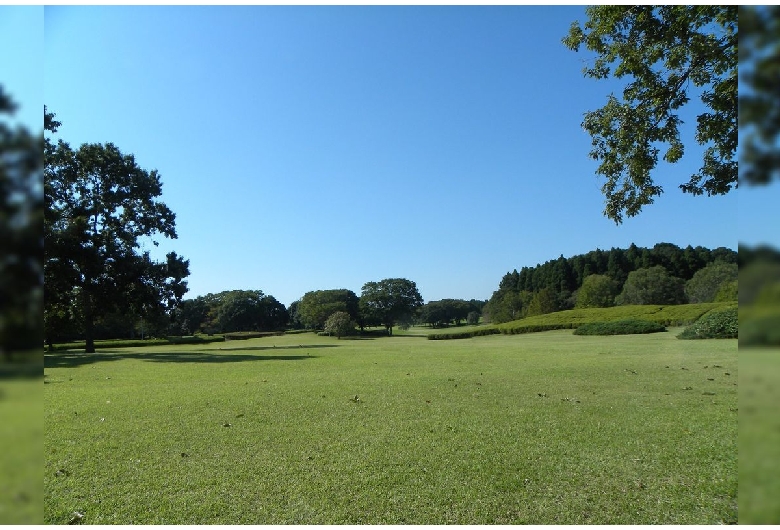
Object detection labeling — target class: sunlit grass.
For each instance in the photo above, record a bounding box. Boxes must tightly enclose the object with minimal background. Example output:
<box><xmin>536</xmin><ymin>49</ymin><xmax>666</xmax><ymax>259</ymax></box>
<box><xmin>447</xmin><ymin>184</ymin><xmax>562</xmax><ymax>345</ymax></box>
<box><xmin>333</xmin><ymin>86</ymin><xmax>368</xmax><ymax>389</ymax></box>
<box><xmin>739</xmin><ymin>347</ymin><xmax>780</xmax><ymax>523</ymax></box>
<box><xmin>44</xmin><ymin>330</ymin><xmax>736</xmax><ymax>524</ymax></box>
<box><xmin>0</xmin><ymin>376</ymin><xmax>43</xmax><ymax>524</ymax></box>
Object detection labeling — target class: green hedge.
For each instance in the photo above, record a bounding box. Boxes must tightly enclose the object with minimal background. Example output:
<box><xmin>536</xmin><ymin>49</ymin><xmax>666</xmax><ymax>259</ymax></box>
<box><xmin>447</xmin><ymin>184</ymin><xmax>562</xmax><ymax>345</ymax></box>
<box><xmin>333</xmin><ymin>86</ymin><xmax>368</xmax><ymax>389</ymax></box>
<box><xmin>427</xmin><ymin>303</ymin><xmax>735</xmax><ymax>340</ymax></box>
<box><xmin>223</xmin><ymin>331</ymin><xmax>284</xmax><ymax>341</ymax></box>
<box><xmin>573</xmin><ymin>320</ymin><xmax>666</xmax><ymax>336</ymax></box>
<box><xmin>677</xmin><ymin>307</ymin><xmax>738</xmax><ymax>340</ymax></box>
<box><xmin>427</xmin><ymin>328</ymin><xmax>500</xmax><ymax>340</ymax></box>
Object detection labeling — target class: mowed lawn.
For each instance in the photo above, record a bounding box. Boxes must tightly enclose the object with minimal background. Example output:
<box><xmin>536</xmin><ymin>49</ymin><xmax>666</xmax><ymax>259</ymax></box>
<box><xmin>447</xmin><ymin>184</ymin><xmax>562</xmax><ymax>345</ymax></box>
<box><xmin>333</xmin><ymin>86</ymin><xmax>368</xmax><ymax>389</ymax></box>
<box><xmin>44</xmin><ymin>329</ymin><xmax>737</xmax><ymax>524</ymax></box>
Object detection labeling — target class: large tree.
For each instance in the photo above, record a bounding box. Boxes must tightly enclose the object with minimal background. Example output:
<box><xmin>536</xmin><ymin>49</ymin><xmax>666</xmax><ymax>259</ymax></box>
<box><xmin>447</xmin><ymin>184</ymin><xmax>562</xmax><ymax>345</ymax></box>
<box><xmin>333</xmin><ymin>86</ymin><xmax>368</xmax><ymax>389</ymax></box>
<box><xmin>359</xmin><ymin>278</ymin><xmax>423</xmax><ymax>335</ymax></box>
<box><xmin>297</xmin><ymin>289</ymin><xmax>359</xmax><ymax>330</ymax></box>
<box><xmin>616</xmin><ymin>266</ymin><xmax>687</xmax><ymax>306</ymax></box>
<box><xmin>211</xmin><ymin>290</ymin><xmax>287</xmax><ymax>333</ymax></box>
<box><xmin>575</xmin><ymin>274</ymin><xmax>618</xmax><ymax>309</ymax></box>
<box><xmin>684</xmin><ymin>262</ymin><xmax>738</xmax><ymax>303</ymax></box>
<box><xmin>564</xmin><ymin>6</ymin><xmax>737</xmax><ymax>223</ymax></box>
<box><xmin>0</xmin><ymin>87</ymin><xmax>42</xmax><ymax>359</ymax></box>
<box><xmin>44</xmin><ymin>109</ymin><xmax>189</xmax><ymax>352</ymax></box>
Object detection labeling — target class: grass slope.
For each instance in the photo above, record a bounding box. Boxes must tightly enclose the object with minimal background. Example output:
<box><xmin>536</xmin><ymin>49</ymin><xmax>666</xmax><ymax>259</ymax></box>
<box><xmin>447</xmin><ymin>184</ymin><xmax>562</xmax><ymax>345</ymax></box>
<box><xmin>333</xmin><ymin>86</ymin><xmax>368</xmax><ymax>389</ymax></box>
<box><xmin>44</xmin><ymin>330</ymin><xmax>737</xmax><ymax>524</ymax></box>
<box><xmin>427</xmin><ymin>302</ymin><xmax>736</xmax><ymax>340</ymax></box>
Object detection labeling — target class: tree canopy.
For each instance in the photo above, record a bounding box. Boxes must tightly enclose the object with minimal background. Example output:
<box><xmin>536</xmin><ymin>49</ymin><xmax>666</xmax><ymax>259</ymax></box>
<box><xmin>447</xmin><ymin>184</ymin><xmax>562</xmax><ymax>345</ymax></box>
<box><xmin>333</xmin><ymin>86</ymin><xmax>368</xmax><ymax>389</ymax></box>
<box><xmin>0</xmin><ymin>87</ymin><xmax>42</xmax><ymax>359</ymax></box>
<box><xmin>684</xmin><ymin>262</ymin><xmax>738</xmax><ymax>304</ymax></box>
<box><xmin>739</xmin><ymin>6</ymin><xmax>780</xmax><ymax>186</ymax></box>
<box><xmin>616</xmin><ymin>266</ymin><xmax>687</xmax><ymax>306</ymax></box>
<box><xmin>359</xmin><ymin>278</ymin><xmax>423</xmax><ymax>335</ymax></box>
<box><xmin>564</xmin><ymin>6</ymin><xmax>737</xmax><ymax>223</ymax></box>
<box><xmin>44</xmin><ymin>108</ymin><xmax>189</xmax><ymax>352</ymax></box>
<box><xmin>297</xmin><ymin>289</ymin><xmax>359</xmax><ymax>330</ymax></box>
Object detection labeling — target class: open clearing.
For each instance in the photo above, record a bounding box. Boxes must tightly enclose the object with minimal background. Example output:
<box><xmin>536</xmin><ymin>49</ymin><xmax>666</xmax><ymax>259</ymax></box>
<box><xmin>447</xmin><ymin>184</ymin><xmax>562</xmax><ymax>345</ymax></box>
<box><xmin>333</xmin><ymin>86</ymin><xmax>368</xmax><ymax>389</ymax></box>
<box><xmin>44</xmin><ymin>329</ymin><xmax>737</xmax><ymax>524</ymax></box>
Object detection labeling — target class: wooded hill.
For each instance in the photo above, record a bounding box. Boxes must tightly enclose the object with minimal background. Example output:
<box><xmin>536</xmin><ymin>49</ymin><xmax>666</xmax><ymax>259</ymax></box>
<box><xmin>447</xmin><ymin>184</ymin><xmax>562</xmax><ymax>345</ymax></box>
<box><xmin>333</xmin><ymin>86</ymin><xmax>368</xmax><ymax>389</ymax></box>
<box><xmin>484</xmin><ymin>243</ymin><xmax>737</xmax><ymax>324</ymax></box>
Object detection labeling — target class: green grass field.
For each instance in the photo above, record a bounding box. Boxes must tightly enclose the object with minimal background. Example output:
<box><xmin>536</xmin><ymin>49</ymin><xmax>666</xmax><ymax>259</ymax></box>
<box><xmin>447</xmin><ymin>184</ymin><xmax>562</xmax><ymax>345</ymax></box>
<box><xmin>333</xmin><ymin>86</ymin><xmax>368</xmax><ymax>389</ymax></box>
<box><xmin>739</xmin><ymin>347</ymin><xmax>780</xmax><ymax>524</ymax></box>
<box><xmin>1</xmin><ymin>376</ymin><xmax>43</xmax><ymax>524</ymax></box>
<box><xmin>44</xmin><ymin>329</ymin><xmax>737</xmax><ymax>524</ymax></box>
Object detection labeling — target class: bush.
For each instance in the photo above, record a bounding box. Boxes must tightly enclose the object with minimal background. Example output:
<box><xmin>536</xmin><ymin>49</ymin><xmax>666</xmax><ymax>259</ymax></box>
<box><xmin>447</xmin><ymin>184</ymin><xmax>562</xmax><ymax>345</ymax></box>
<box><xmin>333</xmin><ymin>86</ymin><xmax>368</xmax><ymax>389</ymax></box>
<box><xmin>427</xmin><ymin>328</ymin><xmax>500</xmax><ymax>340</ymax></box>
<box><xmin>677</xmin><ymin>307</ymin><xmax>738</xmax><ymax>340</ymax></box>
<box><xmin>223</xmin><ymin>331</ymin><xmax>283</xmax><ymax>341</ymax></box>
<box><xmin>323</xmin><ymin>311</ymin><xmax>355</xmax><ymax>338</ymax></box>
<box><xmin>573</xmin><ymin>320</ymin><xmax>666</xmax><ymax>336</ymax></box>
<box><xmin>739</xmin><ymin>312</ymin><xmax>780</xmax><ymax>346</ymax></box>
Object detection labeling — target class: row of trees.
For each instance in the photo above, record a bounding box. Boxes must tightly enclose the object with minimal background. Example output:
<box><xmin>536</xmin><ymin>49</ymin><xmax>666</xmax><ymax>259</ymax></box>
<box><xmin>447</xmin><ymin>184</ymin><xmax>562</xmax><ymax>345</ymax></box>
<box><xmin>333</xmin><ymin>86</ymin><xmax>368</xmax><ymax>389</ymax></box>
<box><xmin>484</xmin><ymin>244</ymin><xmax>737</xmax><ymax>324</ymax></box>
<box><xmin>172</xmin><ymin>282</ymin><xmax>487</xmax><ymax>339</ymax></box>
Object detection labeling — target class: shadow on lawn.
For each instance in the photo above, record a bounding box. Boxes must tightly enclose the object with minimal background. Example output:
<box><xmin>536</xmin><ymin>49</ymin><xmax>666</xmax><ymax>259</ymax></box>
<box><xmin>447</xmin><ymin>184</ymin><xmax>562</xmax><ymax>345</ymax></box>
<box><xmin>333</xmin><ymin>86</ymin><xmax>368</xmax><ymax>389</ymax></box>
<box><xmin>44</xmin><ymin>345</ymin><xmax>337</xmax><ymax>369</ymax></box>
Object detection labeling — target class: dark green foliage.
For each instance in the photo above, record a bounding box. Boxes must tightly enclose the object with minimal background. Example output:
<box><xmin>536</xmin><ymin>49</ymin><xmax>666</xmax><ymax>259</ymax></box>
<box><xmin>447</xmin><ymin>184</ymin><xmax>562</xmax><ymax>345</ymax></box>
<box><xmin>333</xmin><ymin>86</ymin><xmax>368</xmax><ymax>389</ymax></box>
<box><xmin>677</xmin><ymin>307</ymin><xmax>738</xmax><ymax>340</ymax></box>
<box><xmin>430</xmin><ymin>302</ymin><xmax>733</xmax><ymax>340</ymax></box>
<box><xmin>525</xmin><ymin>288</ymin><xmax>558</xmax><ymax>317</ymax></box>
<box><xmin>427</xmin><ymin>328</ymin><xmax>500</xmax><ymax>340</ymax></box>
<box><xmin>564</xmin><ymin>6</ymin><xmax>737</xmax><ymax>223</ymax></box>
<box><xmin>739</xmin><ymin>6</ymin><xmax>780</xmax><ymax>186</ymax></box>
<box><xmin>487</xmin><ymin>243</ymin><xmax>734</xmax><ymax>325</ymax></box>
<box><xmin>0</xmin><ymin>88</ymin><xmax>43</xmax><ymax>358</ymax></box>
<box><xmin>44</xmin><ymin>109</ymin><xmax>189</xmax><ymax>353</ymax></box>
<box><xmin>739</xmin><ymin>312</ymin><xmax>780</xmax><ymax>346</ymax></box>
<box><xmin>418</xmin><ymin>299</ymin><xmax>482</xmax><ymax>327</ymax></box>
<box><xmin>573</xmin><ymin>320</ymin><xmax>666</xmax><ymax>336</ymax></box>
<box><xmin>616</xmin><ymin>266</ymin><xmax>687</xmax><ymax>305</ymax></box>
<box><xmin>714</xmin><ymin>280</ymin><xmax>738</xmax><ymax>302</ymax></box>
<box><xmin>49</xmin><ymin>334</ymin><xmax>225</xmax><ymax>351</ymax></box>
<box><xmin>359</xmin><ymin>278</ymin><xmax>423</xmax><ymax>336</ymax></box>
<box><xmin>575</xmin><ymin>274</ymin><xmax>618</xmax><ymax>308</ymax></box>
<box><xmin>212</xmin><ymin>290</ymin><xmax>288</xmax><ymax>333</ymax></box>
<box><xmin>684</xmin><ymin>262</ymin><xmax>738</xmax><ymax>303</ymax></box>
<box><xmin>298</xmin><ymin>289</ymin><xmax>359</xmax><ymax>330</ymax></box>
<box><xmin>223</xmin><ymin>331</ymin><xmax>284</xmax><ymax>341</ymax></box>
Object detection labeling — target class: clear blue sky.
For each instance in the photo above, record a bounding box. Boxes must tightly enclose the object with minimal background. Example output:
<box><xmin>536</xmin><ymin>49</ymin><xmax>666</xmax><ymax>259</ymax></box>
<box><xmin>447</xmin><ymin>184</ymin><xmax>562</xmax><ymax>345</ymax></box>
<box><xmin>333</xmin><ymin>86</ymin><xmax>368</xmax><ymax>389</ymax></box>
<box><xmin>27</xmin><ymin>6</ymin><xmax>752</xmax><ymax>306</ymax></box>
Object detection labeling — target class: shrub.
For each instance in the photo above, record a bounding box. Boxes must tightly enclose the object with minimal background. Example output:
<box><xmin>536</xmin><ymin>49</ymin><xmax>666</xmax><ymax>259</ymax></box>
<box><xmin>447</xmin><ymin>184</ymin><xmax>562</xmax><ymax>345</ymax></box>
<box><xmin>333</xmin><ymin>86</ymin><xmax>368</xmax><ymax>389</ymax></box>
<box><xmin>713</xmin><ymin>279</ymin><xmax>738</xmax><ymax>302</ymax></box>
<box><xmin>616</xmin><ymin>266</ymin><xmax>687</xmax><ymax>305</ymax></box>
<box><xmin>223</xmin><ymin>331</ymin><xmax>283</xmax><ymax>341</ymax></box>
<box><xmin>677</xmin><ymin>307</ymin><xmax>738</xmax><ymax>340</ymax></box>
<box><xmin>685</xmin><ymin>263</ymin><xmax>738</xmax><ymax>303</ymax></box>
<box><xmin>573</xmin><ymin>320</ymin><xmax>666</xmax><ymax>336</ymax></box>
<box><xmin>323</xmin><ymin>311</ymin><xmax>355</xmax><ymax>338</ymax></box>
<box><xmin>427</xmin><ymin>328</ymin><xmax>500</xmax><ymax>340</ymax></box>
<box><xmin>739</xmin><ymin>312</ymin><xmax>780</xmax><ymax>346</ymax></box>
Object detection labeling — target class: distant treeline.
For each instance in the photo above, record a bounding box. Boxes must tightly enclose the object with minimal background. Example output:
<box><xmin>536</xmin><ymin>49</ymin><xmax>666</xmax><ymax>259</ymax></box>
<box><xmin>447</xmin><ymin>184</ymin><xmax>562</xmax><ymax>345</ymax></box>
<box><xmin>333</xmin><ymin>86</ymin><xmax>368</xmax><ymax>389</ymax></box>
<box><xmin>484</xmin><ymin>243</ymin><xmax>737</xmax><ymax>324</ymax></box>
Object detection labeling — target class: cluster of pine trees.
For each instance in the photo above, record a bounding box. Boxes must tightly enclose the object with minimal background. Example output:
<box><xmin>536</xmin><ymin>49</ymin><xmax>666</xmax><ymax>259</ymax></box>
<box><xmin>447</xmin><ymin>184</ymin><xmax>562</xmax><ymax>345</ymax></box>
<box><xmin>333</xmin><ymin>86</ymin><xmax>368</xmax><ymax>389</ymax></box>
<box><xmin>484</xmin><ymin>243</ymin><xmax>737</xmax><ymax>324</ymax></box>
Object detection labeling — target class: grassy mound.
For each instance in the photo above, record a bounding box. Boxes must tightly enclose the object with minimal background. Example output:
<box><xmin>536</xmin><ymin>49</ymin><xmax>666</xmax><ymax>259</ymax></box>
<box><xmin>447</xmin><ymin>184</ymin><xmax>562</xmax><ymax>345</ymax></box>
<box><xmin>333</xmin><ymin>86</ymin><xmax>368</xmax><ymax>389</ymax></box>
<box><xmin>428</xmin><ymin>302</ymin><xmax>735</xmax><ymax>340</ymax></box>
<box><xmin>739</xmin><ymin>306</ymin><xmax>780</xmax><ymax>346</ymax></box>
<box><xmin>573</xmin><ymin>319</ymin><xmax>666</xmax><ymax>336</ymax></box>
<box><xmin>677</xmin><ymin>307</ymin><xmax>738</xmax><ymax>340</ymax></box>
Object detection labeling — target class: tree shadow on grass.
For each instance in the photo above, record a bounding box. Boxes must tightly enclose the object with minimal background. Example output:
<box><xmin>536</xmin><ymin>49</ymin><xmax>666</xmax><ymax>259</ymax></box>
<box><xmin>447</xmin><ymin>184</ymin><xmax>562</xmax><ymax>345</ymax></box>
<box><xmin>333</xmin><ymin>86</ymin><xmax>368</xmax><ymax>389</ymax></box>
<box><xmin>44</xmin><ymin>346</ymin><xmax>337</xmax><ymax>369</ymax></box>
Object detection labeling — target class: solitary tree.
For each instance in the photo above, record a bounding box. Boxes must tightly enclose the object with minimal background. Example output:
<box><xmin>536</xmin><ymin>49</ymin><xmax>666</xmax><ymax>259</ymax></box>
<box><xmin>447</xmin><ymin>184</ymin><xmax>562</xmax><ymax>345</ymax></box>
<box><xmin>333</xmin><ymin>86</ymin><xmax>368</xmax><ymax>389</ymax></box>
<box><xmin>359</xmin><ymin>278</ymin><xmax>423</xmax><ymax>335</ymax></box>
<box><xmin>575</xmin><ymin>274</ymin><xmax>619</xmax><ymax>308</ymax></box>
<box><xmin>684</xmin><ymin>262</ymin><xmax>738</xmax><ymax>303</ymax></box>
<box><xmin>44</xmin><ymin>109</ymin><xmax>189</xmax><ymax>352</ymax></box>
<box><xmin>324</xmin><ymin>311</ymin><xmax>354</xmax><ymax>339</ymax></box>
<box><xmin>212</xmin><ymin>290</ymin><xmax>287</xmax><ymax>333</ymax></box>
<box><xmin>564</xmin><ymin>6</ymin><xmax>737</xmax><ymax>223</ymax></box>
<box><xmin>616</xmin><ymin>266</ymin><xmax>687</xmax><ymax>305</ymax></box>
<box><xmin>298</xmin><ymin>289</ymin><xmax>359</xmax><ymax>330</ymax></box>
